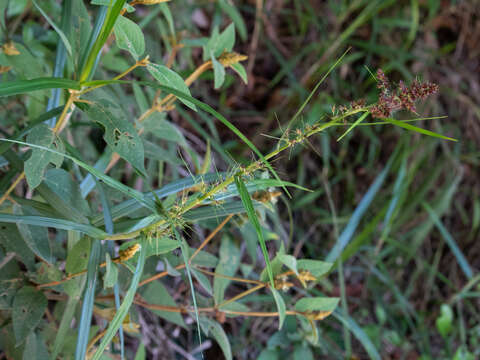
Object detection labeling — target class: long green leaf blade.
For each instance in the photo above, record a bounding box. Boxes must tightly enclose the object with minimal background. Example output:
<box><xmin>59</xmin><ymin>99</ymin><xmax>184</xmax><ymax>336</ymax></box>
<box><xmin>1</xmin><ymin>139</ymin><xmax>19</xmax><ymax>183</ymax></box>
<box><xmin>92</xmin><ymin>242</ymin><xmax>146</xmax><ymax>360</ymax></box>
<box><xmin>0</xmin><ymin>78</ymin><xmax>80</xmax><ymax>97</ymax></box>
<box><xmin>382</xmin><ymin>117</ymin><xmax>457</xmax><ymax>141</ymax></box>
<box><xmin>234</xmin><ymin>175</ymin><xmax>274</xmax><ymax>288</ymax></box>
<box><xmin>75</xmin><ymin>240</ymin><xmax>101</xmax><ymax>360</ymax></box>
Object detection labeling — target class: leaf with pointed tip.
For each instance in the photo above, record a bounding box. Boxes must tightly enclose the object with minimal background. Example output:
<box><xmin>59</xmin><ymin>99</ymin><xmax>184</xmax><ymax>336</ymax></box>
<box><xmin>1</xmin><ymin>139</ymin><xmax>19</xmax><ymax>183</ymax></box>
<box><xmin>147</xmin><ymin>63</ymin><xmax>196</xmax><ymax>110</ymax></box>
<box><xmin>199</xmin><ymin>317</ymin><xmax>232</xmax><ymax>360</ymax></box>
<box><xmin>114</xmin><ymin>15</ymin><xmax>145</xmax><ymax>60</ymax></box>
<box><xmin>271</xmin><ymin>288</ymin><xmax>286</xmax><ymax>329</ymax></box>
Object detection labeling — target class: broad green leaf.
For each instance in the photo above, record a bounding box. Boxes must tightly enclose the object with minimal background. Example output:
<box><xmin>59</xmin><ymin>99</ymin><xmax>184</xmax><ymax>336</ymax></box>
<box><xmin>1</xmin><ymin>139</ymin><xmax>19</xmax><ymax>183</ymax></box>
<box><xmin>271</xmin><ymin>288</ymin><xmax>286</xmax><ymax>329</ymax></box>
<box><xmin>216</xmin><ymin>23</ymin><xmax>235</xmax><ymax>54</ymax></box>
<box><xmin>141</xmin><ymin>112</ymin><xmax>187</xmax><ymax>146</ymax></box>
<box><xmin>212</xmin><ymin>55</ymin><xmax>225</xmax><ymax>89</ymax></box>
<box><xmin>235</xmin><ymin>176</ymin><xmax>274</xmax><ymax>287</ymax></box>
<box><xmin>199</xmin><ymin>317</ymin><xmax>232</xmax><ymax>360</ymax></box>
<box><xmin>213</xmin><ymin>236</ymin><xmax>240</xmax><ymax>304</ymax></box>
<box><xmin>230</xmin><ymin>62</ymin><xmax>248</xmax><ymax>84</ymax></box>
<box><xmin>24</xmin><ymin>124</ymin><xmax>64</xmax><ymax>189</ymax></box>
<box><xmin>80</xmin><ymin>99</ymin><xmax>146</xmax><ymax>174</ymax></box>
<box><xmin>142</xmin><ymin>281</ymin><xmax>187</xmax><ymax>328</ymax></box>
<box><xmin>45</xmin><ymin>169</ymin><xmax>90</xmax><ymax>216</ymax></box>
<box><xmin>12</xmin><ymin>287</ymin><xmax>47</xmax><ymax>345</ymax></box>
<box><xmin>114</xmin><ymin>15</ymin><xmax>145</xmax><ymax>60</ymax></box>
<box><xmin>38</xmin><ymin>168</ymin><xmax>91</xmax><ymax>224</ymax></box>
<box><xmin>0</xmin><ymin>77</ymin><xmax>80</xmax><ymax>97</ymax></box>
<box><xmin>147</xmin><ymin>63</ymin><xmax>196</xmax><ymax>110</ymax></box>
<box><xmin>66</xmin><ymin>237</ymin><xmax>91</xmax><ymax>275</ymax></box>
<box><xmin>92</xmin><ymin>243</ymin><xmax>146</xmax><ymax>360</ymax></box>
<box><xmin>104</xmin><ymin>253</ymin><xmax>118</xmax><ymax>289</ymax></box>
<box><xmin>15</xmin><ymin>206</ymin><xmax>54</xmax><ymax>264</ymax></box>
<box><xmin>382</xmin><ymin>117</ymin><xmax>457</xmax><ymax>141</ymax></box>
<box><xmin>297</xmin><ymin>259</ymin><xmax>333</xmax><ymax>279</ymax></box>
<box><xmin>294</xmin><ymin>297</ymin><xmax>340</xmax><ymax>313</ymax></box>
<box><xmin>1</xmin><ymin>42</ymin><xmax>42</xmax><ymax>79</ymax></box>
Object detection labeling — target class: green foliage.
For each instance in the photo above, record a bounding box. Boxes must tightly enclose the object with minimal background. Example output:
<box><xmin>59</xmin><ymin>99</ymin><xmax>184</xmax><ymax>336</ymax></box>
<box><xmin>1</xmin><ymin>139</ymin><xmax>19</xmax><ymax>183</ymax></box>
<box><xmin>0</xmin><ymin>1</ymin><xmax>473</xmax><ymax>359</ymax></box>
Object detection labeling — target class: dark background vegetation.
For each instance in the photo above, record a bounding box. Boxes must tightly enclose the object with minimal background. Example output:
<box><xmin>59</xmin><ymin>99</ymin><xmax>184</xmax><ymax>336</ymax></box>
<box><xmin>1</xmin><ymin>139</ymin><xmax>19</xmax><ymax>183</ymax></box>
<box><xmin>1</xmin><ymin>0</ymin><xmax>479</xmax><ymax>359</ymax></box>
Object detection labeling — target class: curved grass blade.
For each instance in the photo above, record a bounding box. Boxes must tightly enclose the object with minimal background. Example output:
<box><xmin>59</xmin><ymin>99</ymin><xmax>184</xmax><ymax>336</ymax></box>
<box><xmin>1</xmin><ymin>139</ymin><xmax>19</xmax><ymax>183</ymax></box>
<box><xmin>0</xmin><ymin>139</ymin><xmax>157</xmax><ymax>213</ymax></box>
<box><xmin>331</xmin><ymin>310</ymin><xmax>381</xmax><ymax>360</ymax></box>
<box><xmin>32</xmin><ymin>0</ymin><xmax>72</xmax><ymax>57</ymax></box>
<box><xmin>96</xmin><ymin>179</ymin><xmax>125</xmax><ymax>358</ymax></box>
<box><xmin>80</xmin><ymin>0</ymin><xmax>126</xmax><ymax>82</ymax></box>
<box><xmin>0</xmin><ymin>78</ymin><xmax>80</xmax><ymax>97</ymax></box>
<box><xmin>234</xmin><ymin>175</ymin><xmax>274</xmax><ymax>288</ymax></box>
<box><xmin>337</xmin><ymin>111</ymin><xmax>369</xmax><ymax>141</ymax></box>
<box><xmin>382</xmin><ymin>117</ymin><xmax>457</xmax><ymax>142</ymax></box>
<box><xmin>177</xmin><ymin>232</ymin><xmax>203</xmax><ymax>354</ymax></box>
<box><xmin>283</xmin><ymin>48</ymin><xmax>350</xmax><ymax>137</ymax></box>
<box><xmin>423</xmin><ymin>202</ymin><xmax>473</xmax><ymax>279</ymax></box>
<box><xmin>75</xmin><ymin>239</ymin><xmax>101</xmax><ymax>360</ymax></box>
<box><xmin>79</xmin><ymin>5</ymin><xmax>107</xmax><ymax>76</ymax></box>
<box><xmin>91</xmin><ymin>242</ymin><xmax>146</xmax><ymax>360</ymax></box>
<box><xmin>0</xmin><ymin>213</ymin><xmax>107</xmax><ymax>238</ymax></box>
<box><xmin>326</xmin><ymin>160</ymin><xmax>393</xmax><ymax>262</ymax></box>
<box><xmin>183</xmin><ymin>200</ymin><xmax>263</xmax><ymax>222</ymax></box>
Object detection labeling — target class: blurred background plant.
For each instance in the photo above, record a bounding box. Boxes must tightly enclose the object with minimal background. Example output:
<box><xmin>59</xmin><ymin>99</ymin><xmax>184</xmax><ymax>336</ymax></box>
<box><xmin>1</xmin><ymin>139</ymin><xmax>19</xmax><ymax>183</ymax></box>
<box><xmin>0</xmin><ymin>0</ymin><xmax>478</xmax><ymax>359</ymax></box>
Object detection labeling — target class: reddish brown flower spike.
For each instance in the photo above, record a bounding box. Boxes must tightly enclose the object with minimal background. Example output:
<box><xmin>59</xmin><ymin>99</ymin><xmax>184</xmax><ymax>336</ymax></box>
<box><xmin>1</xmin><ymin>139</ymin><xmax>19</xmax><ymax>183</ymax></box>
<box><xmin>371</xmin><ymin>70</ymin><xmax>438</xmax><ymax>118</ymax></box>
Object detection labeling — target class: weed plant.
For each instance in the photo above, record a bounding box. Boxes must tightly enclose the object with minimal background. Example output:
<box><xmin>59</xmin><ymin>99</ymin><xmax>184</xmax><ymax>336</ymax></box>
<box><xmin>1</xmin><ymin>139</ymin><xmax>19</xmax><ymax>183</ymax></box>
<box><xmin>0</xmin><ymin>1</ymin><xmax>473</xmax><ymax>359</ymax></box>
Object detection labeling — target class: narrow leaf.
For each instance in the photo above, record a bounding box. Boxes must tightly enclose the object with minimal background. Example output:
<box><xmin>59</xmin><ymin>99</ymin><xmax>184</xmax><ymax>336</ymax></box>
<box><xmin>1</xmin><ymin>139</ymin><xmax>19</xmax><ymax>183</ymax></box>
<box><xmin>92</xmin><ymin>243</ymin><xmax>146</xmax><ymax>360</ymax></box>
<box><xmin>32</xmin><ymin>0</ymin><xmax>72</xmax><ymax>57</ymax></box>
<box><xmin>382</xmin><ymin>117</ymin><xmax>457</xmax><ymax>141</ymax></box>
<box><xmin>271</xmin><ymin>288</ymin><xmax>286</xmax><ymax>329</ymax></box>
<box><xmin>0</xmin><ymin>78</ymin><xmax>80</xmax><ymax>97</ymax></box>
<box><xmin>234</xmin><ymin>176</ymin><xmax>274</xmax><ymax>287</ymax></box>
